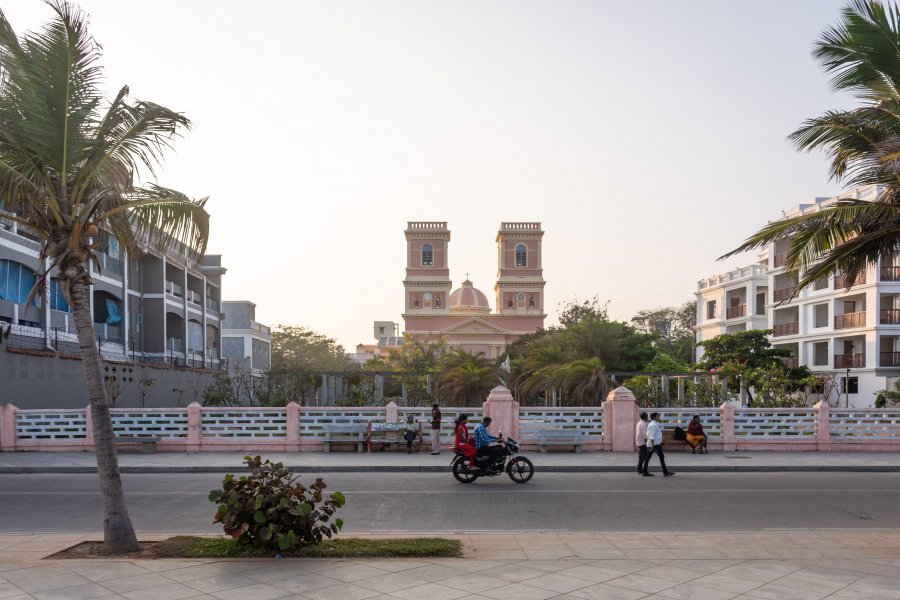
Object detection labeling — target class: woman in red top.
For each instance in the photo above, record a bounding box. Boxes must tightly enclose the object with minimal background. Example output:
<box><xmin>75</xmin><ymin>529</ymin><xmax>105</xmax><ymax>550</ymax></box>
<box><xmin>453</xmin><ymin>414</ymin><xmax>476</xmax><ymax>463</ymax></box>
<box><xmin>686</xmin><ymin>416</ymin><xmax>707</xmax><ymax>454</ymax></box>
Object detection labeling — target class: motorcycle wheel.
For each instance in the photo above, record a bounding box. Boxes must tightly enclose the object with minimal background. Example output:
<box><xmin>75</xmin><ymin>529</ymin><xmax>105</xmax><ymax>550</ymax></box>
<box><xmin>506</xmin><ymin>455</ymin><xmax>534</xmax><ymax>484</ymax></box>
<box><xmin>452</xmin><ymin>457</ymin><xmax>479</xmax><ymax>484</ymax></box>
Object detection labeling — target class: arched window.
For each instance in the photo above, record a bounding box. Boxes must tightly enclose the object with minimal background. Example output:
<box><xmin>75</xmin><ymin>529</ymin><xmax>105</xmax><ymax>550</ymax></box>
<box><xmin>529</xmin><ymin>295</ymin><xmax>535</xmax><ymax>309</ymax></box>
<box><xmin>49</xmin><ymin>280</ymin><xmax>70</xmax><ymax>312</ymax></box>
<box><xmin>422</xmin><ymin>244</ymin><xmax>434</xmax><ymax>266</ymax></box>
<box><xmin>517</xmin><ymin>293</ymin><xmax>525</xmax><ymax>302</ymax></box>
<box><xmin>515</xmin><ymin>244</ymin><xmax>527</xmax><ymax>267</ymax></box>
<box><xmin>0</xmin><ymin>260</ymin><xmax>36</xmax><ymax>305</ymax></box>
<box><xmin>434</xmin><ymin>295</ymin><xmax>441</xmax><ymax>308</ymax></box>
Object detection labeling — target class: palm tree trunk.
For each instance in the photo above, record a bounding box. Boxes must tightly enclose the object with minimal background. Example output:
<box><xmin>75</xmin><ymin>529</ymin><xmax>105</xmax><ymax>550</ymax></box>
<box><xmin>69</xmin><ymin>275</ymin><xmax>139</xmax><ymax>553</ymax></box>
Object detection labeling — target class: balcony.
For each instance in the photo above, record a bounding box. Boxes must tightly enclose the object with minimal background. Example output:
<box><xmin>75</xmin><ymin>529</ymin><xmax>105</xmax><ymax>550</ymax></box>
<box><xmin>186</xmin><ymin>290</ymin><xmax>202</xmax><ymax>305</ymax></box>
<box><xmin>836</xmin><ymin>272</ymin><xmax>867</xmax><ymax>288</ymax></box>
<box><xmin>165</xmin><ymin>281</ymin><xmax>183</xmax><ymax>298</ymax></box>
<box><xmin>881</xmin><ymin>352</ymin><xmax>900</xmax><ymax>367</ymax></box>
<box><xmin>773</xmin><ymin>286</ymin><xmax>797</xmax><ymax>302</ymax></box>
<box><xmin>250</xmin><ymin>321</ymin><xmax>271</xmax><ymax>335</ymax></box>
<box><xmin>835</xmin><ymin>353</ymin><xmax>866</xmax><ymax>368</ymax></box>
<box><xmin>881</xmin><ymin>266</ymin><xmax>900</xmax><ymax>281</ymax></box>
<box><xmin>773</xmin><ymin>252</ymin><xmax>788</xmax><ymax>268</ymax></box>
<box><xmin>835</xmin><ymin>311</ymin><xmax>866</xmax><ymax>329</ymax></box>
<box><xmin>773</xmin><ymin>322</ymin><xmax>799</xmax><ymax>337</ymax></box>
<box><xmin>881</xmin><ymin>309</ymin><xmax>900</xmax><ymax>324</ymax></box>
<box><xmin>779</xmin><ymin>357</ymin><xmax>799</xmax><ymax>369</ymax></box>
<box><xmin>725</xmin><ymin>304</ymin><xmax>746</xmax><ymax>319</ymax></box>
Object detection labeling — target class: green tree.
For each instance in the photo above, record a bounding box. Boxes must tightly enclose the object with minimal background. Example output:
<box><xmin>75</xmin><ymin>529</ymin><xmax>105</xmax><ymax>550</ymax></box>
<box><xmin>697</xmin><ymin>330</ymin><xmax>789</xmax><ymax>371</ymax></box>
<box><xmin>631</xmin><ymin>301</ymin><xmax>696</xmax><ymax>364</ymax></box>
<box><xmin>270</xmin><ymin>325</ymin><xmax>349</xmax><ymax>372</ymax></box>
<box><xmin>642</xmin><ymin>351</ymin><xmax>692</xmax><ymax>373</ymax></box>
<box><xmin>0</xmin><ymin>2</ymin><xmax>209</xmax><ymax>553</ymax></box>
<box><xmin>723</xmin><ymin>0</ymin><xmax>900</xmax><ymax>290</ymax></box>
<box><xmin>438</xmin><ymin>348</ymin><xmax>497</xmax><ymax>405</ymax></box>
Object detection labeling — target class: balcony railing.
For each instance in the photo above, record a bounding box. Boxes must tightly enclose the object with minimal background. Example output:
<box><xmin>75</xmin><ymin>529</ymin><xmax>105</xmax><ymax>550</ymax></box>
<box><xmin>881</xmin><ymin>309</ymin><xmax>900</xmax><ymax>324</ymax></box>
<box><xmin>881</xmin><ymin>266</ymin><xmax>900</xmax><ymax>281</ymax></box>
<box><xmin>880</xmin><ymin>351</ymin><xmax>900</xmax><ymax>367</ymax></box>
<box><xmin>779</xmin><ymin>357</ymin><xmax>799</xmax><ymax>369</ymax></box>
<box><xmin>773</xmin><ymin>322</ymin><xmax>799</xmax><ymax>337</ymax></box>
<box><xmin>726</xmin><ymin>304</ymin><xmax>747</xmax><ymax>319</ymax></box>
<box><xmin>834</xmin><ymin>353</ymin><xmax>865</xmax><ymax>368</ymax></box>
<box><xmin>773</xmin><ymin>252</ymin><xmax>788</xmax><ymax>268</ymax></box>
<box><xmin>835</xmin><ymin>311</ymin><xmax>866</xmax><ymax>329</ymax></box>
<box><xmin>165</xmin><ymin>281</ymin><xmax>183</xmax><ymax>298</ymax></box>
<box><xmin>773</xmin><ymin>286</ymin><xmax>797</xmax><ymax>302</ymax></box>
<box><xmin>836</xmin><ymin>272</ymin><xmax>867</xmax><ymax>288</ymax></box>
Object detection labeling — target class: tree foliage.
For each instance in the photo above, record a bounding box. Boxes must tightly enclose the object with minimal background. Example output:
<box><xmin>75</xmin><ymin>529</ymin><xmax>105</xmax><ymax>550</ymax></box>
<box><xmin>631</xmin><ymin>301</ymin><xmax>696</xmax><ymax>364</ymax></box>
<box><xmin>723</xmin><ymin>0</ymin><xmax>900</xmax><ymax>293</ymax></box>
<box><xmin>271</xmin><ymin>325</ymin><xmax>349</xmax><ymax>372</ymax></box>
<box><xmin>438</xmin><ymin>348</ymin><xmax>497</xmax><ymax>404</ymax></box>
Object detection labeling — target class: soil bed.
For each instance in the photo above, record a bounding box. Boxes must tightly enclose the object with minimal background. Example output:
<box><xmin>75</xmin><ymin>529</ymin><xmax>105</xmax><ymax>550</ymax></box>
<box><xmin>50</xmin><ymin>536</ymin><xmax>461</xmax><ymax>560</ymax></box>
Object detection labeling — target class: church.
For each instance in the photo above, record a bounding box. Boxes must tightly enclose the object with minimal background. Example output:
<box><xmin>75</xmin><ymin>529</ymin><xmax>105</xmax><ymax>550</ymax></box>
<box><xmin>402</xmin><ymin>221</ymin><xmax>546</xmax><ymax>359</ymax></box>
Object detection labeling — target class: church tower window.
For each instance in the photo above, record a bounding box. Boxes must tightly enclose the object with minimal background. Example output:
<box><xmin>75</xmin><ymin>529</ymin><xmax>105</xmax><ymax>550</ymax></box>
<box><xmin>422</xmin><ymin>244</ymin><xmax>434</xmax><ymax>266</ymax></box>
<box><xmin>515</xmin><ymin>244</ymin><xmax>527</xmax><ymax>267</ymax></box>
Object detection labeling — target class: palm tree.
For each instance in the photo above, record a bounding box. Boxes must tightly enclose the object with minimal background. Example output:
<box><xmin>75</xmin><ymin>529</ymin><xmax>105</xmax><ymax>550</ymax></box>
<box><xmin>438</xmin><ymin>348</ymin><xmax>496</xmax><ymax>405</ymax></box>
<box><xmin>559</xmin><ymin>357</ymin><xmax>613</xmax><ymax>406</ymax></box>
<box><xmin>516</xmin><ymin>344</ymin><xmax>567</xmax><ymax>405</ymax></box>
<box><xmin>723</xmin><ymin>0</ymin><xmax>900</xmax><ymax>289</ymax></box>
<box><xmin>0</xmin><ymin>2</ymin><xmax>209</xmax><ymax>553</ymax></box>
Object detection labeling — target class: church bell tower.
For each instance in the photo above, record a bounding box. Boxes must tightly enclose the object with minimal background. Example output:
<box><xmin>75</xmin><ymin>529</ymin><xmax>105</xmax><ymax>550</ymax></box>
<box><xmin>495</xmin><ymin>222</ymin><xmax>545</xmax><ymax>316</ymax></box>
<box><xmin>403</xmin><ymin>221</ymin><xmax>452</xmax><ymax>316</ymax></box>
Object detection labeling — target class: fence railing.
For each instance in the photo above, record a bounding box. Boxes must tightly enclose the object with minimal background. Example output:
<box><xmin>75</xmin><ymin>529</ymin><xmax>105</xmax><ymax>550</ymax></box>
<box><xmin>3</xmin><ymin>395</ymin><xmax>900</xmax><ymax>451</ymax></box>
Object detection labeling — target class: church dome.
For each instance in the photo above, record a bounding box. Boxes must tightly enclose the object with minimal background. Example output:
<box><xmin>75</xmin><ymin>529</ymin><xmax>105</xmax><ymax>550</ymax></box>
<box><xmin>449</xmin><ymin>280</ymin><xmax>491</xmax><ymax>314</ymax></box>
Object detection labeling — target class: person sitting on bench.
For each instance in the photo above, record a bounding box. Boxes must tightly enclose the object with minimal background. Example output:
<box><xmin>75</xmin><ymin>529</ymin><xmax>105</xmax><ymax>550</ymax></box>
<box><xmin>402</xmin><ymin>414</ymin><xmax>417</xmax><ymax>454</ymax></box>
<box><xmin>686</xmin><ymin>416</ymin><xmax>707</xmax><ymax>453</ymax></box>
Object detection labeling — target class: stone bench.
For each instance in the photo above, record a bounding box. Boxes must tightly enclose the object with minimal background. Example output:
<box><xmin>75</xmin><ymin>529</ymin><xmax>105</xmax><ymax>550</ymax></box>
<box><xmin>367</xmin><ymin>421</ymin><xmax>423</xmax><ymax>453</ymax></box>
<box><xmin>537</xmin><ymin>429</ymin><xmax>583</xmax><ymax>453</ymax></box>
<box><xmin>323</xmin><ymin>424</ymin><xmax>366</xmax><ymax>453</ymax></box>
<box><xmin>114</xmin><ymin>436</ymin><xmax>160</xmax><ymax>454</ymax></box>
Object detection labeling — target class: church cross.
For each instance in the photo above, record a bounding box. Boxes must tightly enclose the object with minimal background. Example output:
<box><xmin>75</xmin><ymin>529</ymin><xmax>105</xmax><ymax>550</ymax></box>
<box><xmin>465</xmin><ymin>271</ymin><xmax>470</xmax><ymax>280</ymax></box>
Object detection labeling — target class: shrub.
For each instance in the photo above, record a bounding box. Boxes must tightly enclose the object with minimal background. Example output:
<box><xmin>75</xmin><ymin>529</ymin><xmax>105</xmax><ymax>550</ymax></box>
<box><xmin>208</xmin><ymin>455</ymin><xmax>346</xmax><ymax>551</ymax></box>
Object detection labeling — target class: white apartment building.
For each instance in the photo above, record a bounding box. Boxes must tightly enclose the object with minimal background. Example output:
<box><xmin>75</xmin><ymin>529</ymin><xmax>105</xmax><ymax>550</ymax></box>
<box><xmin>221</xmin><ymin>301</ymin><xmax>272</xmax><ymax>374</ymax></box>
<box><xmin>696</xmin><ymin>185</ymin><xmax>900</xmax><ymax>408</ymax></box>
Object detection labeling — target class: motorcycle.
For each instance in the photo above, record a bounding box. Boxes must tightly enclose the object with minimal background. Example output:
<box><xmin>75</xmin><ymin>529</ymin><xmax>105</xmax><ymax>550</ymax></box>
<box><xmin>451</xmin><ymin>435</ymin><xmax>534</xmax><ymax>484</ymax></box>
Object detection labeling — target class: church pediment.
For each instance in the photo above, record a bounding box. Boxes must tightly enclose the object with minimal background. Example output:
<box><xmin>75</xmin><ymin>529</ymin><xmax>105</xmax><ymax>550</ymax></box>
<box><xmin>440</xmin><ymin>318</ymin><xmax>511</xmax><ymax>335</ymax></box>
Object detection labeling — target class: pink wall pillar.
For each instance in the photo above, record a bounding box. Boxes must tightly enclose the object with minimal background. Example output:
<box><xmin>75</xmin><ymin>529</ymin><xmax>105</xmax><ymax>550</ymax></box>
<box><xmin>286</xmin><ymin>402</ymin><xmax>300</xmax><ymax>451</ymax></box>
<box><xmin>0</xmin><ymin>404</ymin><xmax>17</xmax><ymax>451</ymax></box>
<box><xmin>84</xmin><ymin>406</ymin><xmax>94</xmax><ymax>448</ymax></box>
<box><xmin>482</xmin><ymin>386</ymin><xmax>519</xmax><ymax>439</ymax></box>
<box><xmin>186</xmin><ymin>402</ymin><xmax>202</xmax><ymax>452</ymax></box>
<box><xmin>602</xmin><ymin>387</ymin><xmax>637</xmax><ymax>452</ymax></box>
<box><xmin>720</xmin><ymin>402</ymin><xmax>736</xmax><ymax>451</ymax></box>
<box><xmin>815</xmin><ymin>401</ymin><xmax>832</xmax><ymax>451</ymax></box>
<box><xmin>386</xmin><ymin>401</ymin><xmax>399</xmax><ymax>423</ymax></box>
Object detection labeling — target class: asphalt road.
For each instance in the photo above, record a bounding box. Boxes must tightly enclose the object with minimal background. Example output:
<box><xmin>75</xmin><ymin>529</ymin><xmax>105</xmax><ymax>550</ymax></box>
<box><xmin>2</xmin><ymin>472</ymin><xmax>899</xmax><ymax>533</ymax></box>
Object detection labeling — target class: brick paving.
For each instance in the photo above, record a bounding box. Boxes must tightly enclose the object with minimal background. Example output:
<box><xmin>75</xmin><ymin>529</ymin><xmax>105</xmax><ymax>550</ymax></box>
<box><xmin>1</xmin><ymin>530</ymin><xmax>899</xmax><ymax>599</ymax></box>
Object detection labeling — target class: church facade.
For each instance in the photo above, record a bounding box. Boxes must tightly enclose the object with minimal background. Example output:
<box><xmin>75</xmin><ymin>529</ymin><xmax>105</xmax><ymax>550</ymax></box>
<box><xmin>402</xmin><ymin>221</ymin><xmax>546</xmax><ymax>359</ymax></box>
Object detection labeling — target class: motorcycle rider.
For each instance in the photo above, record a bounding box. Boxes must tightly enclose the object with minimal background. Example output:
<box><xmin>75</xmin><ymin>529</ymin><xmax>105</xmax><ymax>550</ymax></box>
<box><xmin>473</xmin><ymin>416</ymin><xmax>505</xmax><ymax>468</ymax></box>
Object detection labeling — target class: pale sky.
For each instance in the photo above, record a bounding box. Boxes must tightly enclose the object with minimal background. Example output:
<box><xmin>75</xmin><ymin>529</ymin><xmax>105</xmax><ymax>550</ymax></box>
<box><xmin>4</xmin><ymin>0</ymin><xmax>855</xmax><ymax>349</ymax></box>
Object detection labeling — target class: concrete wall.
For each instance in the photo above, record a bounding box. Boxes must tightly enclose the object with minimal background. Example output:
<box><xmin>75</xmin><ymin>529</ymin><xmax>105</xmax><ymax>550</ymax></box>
<box><xmin>0</xmin><ymin>350</ymin><xmax>217</xmax><ymax>408</ymax></box>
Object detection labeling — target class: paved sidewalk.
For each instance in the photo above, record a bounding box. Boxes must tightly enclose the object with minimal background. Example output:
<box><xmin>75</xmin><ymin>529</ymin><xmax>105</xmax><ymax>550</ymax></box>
<box><xmin>3</xmin><ymin>451</ymin><xmax>900</xmax><ymax>473</ymax></box>
<box><xmin>1</xmin><ymin>530</ymin><xmax>900</xmax><ymax>599</ymax></box>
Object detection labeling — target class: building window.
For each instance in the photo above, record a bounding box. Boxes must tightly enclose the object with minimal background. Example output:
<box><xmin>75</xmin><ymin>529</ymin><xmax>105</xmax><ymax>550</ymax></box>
<box><xmin>706</xmin><ymin>300</ymin><xmax>716</xmax><ymax>320</ymax></box>
<box><xmin>507</xmin><ymin>297</ymin><xmax>513</xmax><ymax>308</ymax></box>
<box><xmin>49</xmin><ymin>280</ymin><xmax>71</xmax><ymax>313</ymax></box>
<box><xmin>813</xmin><ymin>341</ymin><xmax>829</xmax><ymax>366</ymax></box>
<box><xmin>435</xmin><ymin>295</ymin><xmax>441</xmax><ymax>308</ymax></box>
<box><xmin>515</xmin><ymin>245</ymin><xmax>527</xmax><ymax>267</ymax></box>
<box><xmin>517</xmin><ymin>293</ymin><xmax>525</xmax><ymax>301</ymax></box>
<box><xmin>0</xmin><ymin>260</ymin><xmax>36</xmax><ymax>305</ymax></box>
<box><xmin>814</xmin><ymin>304</ymin><xmax>828</xmax><ymax>328</ymax></box>
<box><xmin>813</xmin><ymin>277</ymin><xmax>829</xmax><ymax>291</ymax></box>
<box><xmin>413</xmin><ymin>295</ymin><xmax>420</xmax><ymax>308</ymax></box>
<box><xmin>421</xmin><ymin>244</ymin><xmax>433</xmax><ymax>266</ymax></box>
<box><xmin>529</xmin><ymin>295</ymin><xmax>535</xmax><ymax>308</ymax></box>
<box><xmin>841</xmin><ymin>376</ymin><xmax>859</xmax><ymax>394</ymax></box>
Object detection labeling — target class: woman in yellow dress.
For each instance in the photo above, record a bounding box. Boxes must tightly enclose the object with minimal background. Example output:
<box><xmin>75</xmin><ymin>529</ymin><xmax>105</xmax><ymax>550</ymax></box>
<box><xmin>686</xmin><ymin>416</ymin><xmax>707</xmax><ymax>454</ymax></box>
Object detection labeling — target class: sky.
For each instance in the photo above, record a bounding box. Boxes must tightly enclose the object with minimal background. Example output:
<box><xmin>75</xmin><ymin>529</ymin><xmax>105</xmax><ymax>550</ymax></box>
<box><xmin>3</xmin><ymin>0</ymin><xmax>858</xmax><ymax>349</ymax></box>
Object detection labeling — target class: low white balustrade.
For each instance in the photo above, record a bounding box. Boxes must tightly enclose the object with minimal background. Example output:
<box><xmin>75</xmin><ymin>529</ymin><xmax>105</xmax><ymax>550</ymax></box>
<box><xmin>734</xmin><ymin>409</ymin><xmax>817</xmax><ymax>437</ymax></box>
<box><xmin>299</xmin><ymin>408</ymin><xmax>384</xmax><ymax>439</ymax></box>
<box><xmin>652</xmin><ymin>408</ymin><xmax>722</xmax><ymax>437</ymax></box>
<box><xmin>111</xmin><ymin>410</ymin><xmax>189</xmax><ymax>438</ymax></box>
<box><xmin>518</xmin><ymin>408</ymin><xmax>603</xmax><ymax>440</ymax></box>
<box><xmin>202</xmin><ymin>409</ymin><xmax>287</xmax><ymax>438</ymax></box>
<box><xmin>830</xmin><ymin>410</ymin><xmax>900</xmax><ymax>439</ymax></box>
<box><xmin>15</xmin><ymin>410</ymin><xmax>87</xmax><ymax>440</ymax></box>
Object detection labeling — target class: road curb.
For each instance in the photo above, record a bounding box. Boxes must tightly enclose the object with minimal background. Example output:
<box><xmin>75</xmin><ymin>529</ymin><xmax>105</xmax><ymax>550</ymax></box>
<box><xmin>2</xmin><ymin>465</ymin><xmax>900</xmax><ymax>474</ymax></box>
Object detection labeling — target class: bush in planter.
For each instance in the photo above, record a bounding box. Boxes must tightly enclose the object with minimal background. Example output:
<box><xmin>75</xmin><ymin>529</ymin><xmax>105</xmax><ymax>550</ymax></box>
<box><xmin>209</xmin><ymin>455</ymin><xmax>345</xmax><ymax>551</ymax></box>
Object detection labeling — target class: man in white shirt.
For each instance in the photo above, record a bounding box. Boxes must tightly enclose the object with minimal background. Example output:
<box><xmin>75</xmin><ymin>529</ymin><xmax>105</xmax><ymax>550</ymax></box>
<box><xmin>646</xmin><ymin>412</ymin><xmax>675</xmax><ymax>477</ymax></box>
<box><xmin>635</xmin><ymin>412</ymin><xmax>650</xmax><ymax>475</ymax></box>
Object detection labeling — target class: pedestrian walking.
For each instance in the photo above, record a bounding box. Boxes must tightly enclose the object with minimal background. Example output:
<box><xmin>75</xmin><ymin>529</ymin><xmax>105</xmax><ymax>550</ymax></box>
<box><xmin>430</xmin><ymin>402</ymin><xmax>442</xmax><ymax>455</ymax></box>
<box><xmin>635</xmin><ymin>412</ymin><xmax>650</xmax><ymax>475</ymax></box>
<box><xmin>645</xmin><ymin>412</ymin><xmax>675</xmax><ymax>477</ymax></box>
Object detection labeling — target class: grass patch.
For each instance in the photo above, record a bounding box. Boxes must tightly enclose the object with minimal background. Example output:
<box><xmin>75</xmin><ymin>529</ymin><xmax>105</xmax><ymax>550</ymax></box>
<box><xmin>52</xmin><ymin>536</ymin><xmax>462</xmax><ymax>560</ymax></box>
